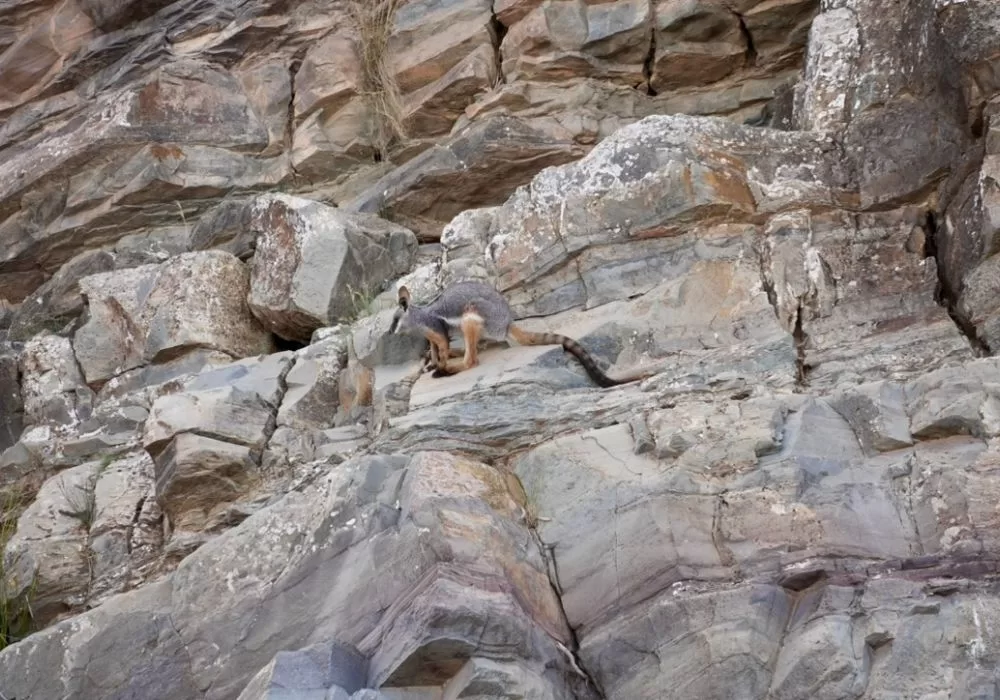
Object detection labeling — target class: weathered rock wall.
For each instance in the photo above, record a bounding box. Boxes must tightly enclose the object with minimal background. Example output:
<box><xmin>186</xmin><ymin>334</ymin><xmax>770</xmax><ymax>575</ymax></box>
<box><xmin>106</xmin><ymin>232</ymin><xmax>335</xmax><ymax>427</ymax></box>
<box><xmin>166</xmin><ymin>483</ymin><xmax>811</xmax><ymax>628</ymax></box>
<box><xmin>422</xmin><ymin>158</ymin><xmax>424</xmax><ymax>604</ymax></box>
<box><xmin>2</xmin><ymin>0</ymin><xmax>1000</xmax><ymax>698</ymax></box>
<box><xmin>0</xmin><ymin>0</ymin><xmax>820</xmax><ymax>310</ymax></box>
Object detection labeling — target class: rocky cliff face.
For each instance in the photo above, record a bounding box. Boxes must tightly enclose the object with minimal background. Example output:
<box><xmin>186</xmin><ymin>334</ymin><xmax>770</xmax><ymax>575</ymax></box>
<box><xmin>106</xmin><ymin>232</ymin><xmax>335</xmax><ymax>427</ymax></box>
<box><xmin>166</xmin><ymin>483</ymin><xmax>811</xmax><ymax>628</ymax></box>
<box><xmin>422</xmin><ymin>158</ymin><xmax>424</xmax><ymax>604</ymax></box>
<box><xmin>2</xmin><ymin>0</ymin><xmax>1000</xmax><ymax>698</ymax></box>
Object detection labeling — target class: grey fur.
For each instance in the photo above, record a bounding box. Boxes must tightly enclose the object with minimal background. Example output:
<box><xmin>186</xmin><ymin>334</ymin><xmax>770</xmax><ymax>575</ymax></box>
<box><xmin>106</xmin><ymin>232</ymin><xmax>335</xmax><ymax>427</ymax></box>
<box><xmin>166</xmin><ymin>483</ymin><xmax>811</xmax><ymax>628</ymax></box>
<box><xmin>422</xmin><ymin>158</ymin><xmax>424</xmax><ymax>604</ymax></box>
<box><xmin>389</xmin><ymin>280</ymin><xmax>652</xmax><ymax>388</ymax></box>
<box><xmin>391</xmin><ymin>281</ymin><xmax>514</xmax><ymax>341</ymax></box>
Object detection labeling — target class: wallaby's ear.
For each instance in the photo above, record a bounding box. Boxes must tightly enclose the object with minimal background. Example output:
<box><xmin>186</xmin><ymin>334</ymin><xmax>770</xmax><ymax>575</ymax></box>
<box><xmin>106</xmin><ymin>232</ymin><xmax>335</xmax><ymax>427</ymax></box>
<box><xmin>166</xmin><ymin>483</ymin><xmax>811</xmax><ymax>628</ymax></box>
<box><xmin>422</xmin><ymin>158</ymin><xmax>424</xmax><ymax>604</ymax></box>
<box><xmin>397</xmin><ymin>286</ymin><xmax>410</xmax><ymax>310</ymax></box>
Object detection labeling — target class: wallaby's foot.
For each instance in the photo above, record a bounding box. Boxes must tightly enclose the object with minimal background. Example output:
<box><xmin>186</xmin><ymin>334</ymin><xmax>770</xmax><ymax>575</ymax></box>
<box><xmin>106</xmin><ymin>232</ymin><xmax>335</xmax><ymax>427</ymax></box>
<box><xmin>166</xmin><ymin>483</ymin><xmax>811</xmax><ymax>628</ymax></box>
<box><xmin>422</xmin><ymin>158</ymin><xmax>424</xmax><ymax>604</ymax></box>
<box><xmin>422</xmin><ymin>348</ymin><xmax>461</xmax><ymax>366</ymax></box>
<box><xmin>431</xmin><ymin>368</ymin><xmax>452</xmax><ymax>378</ymax></box>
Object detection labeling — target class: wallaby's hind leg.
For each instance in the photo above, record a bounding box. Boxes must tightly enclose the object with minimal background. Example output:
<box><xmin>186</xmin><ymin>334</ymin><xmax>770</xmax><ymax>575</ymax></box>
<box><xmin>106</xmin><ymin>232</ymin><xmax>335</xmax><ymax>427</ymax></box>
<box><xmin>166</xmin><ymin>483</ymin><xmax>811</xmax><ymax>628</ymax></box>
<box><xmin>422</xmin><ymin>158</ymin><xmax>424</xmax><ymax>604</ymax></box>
<box><xmin>431</xmin><ymin>309</ymin><xmax>483</xmax><ymax>378</ymax></box>
<box><xmin>460</xmin><ymin>310</ymin><xmax>483</xmax><ymax>369</ymax></box>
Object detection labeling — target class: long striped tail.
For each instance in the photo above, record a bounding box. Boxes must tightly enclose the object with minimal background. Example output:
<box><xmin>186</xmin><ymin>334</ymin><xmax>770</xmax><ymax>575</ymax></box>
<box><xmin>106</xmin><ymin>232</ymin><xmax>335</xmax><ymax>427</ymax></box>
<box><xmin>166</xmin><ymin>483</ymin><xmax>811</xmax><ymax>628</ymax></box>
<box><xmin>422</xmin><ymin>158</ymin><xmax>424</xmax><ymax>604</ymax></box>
<box><xmin>508</xmin><ymin>325</ymin><xmax>647</xmax><ymax>388</ymax></box>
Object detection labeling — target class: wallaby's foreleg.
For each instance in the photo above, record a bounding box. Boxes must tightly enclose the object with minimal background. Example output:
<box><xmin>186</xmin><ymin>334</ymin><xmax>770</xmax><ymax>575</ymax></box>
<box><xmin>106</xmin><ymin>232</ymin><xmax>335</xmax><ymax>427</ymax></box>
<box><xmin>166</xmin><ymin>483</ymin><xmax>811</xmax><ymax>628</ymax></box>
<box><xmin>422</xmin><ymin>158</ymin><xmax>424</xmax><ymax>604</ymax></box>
<box><xmin>421</xmin><ymin>328</ymin><xmax>454</xmax><ymax>376</ymax></box>
<box><xmin>422</xmin><ymin>344</ymin><xmax>438</xmax><ymax>372</ymax></box>
<box><xmin>421</xmin><ymin>344</ymin><xmax>463</xmax><ymax>372</ymax></box>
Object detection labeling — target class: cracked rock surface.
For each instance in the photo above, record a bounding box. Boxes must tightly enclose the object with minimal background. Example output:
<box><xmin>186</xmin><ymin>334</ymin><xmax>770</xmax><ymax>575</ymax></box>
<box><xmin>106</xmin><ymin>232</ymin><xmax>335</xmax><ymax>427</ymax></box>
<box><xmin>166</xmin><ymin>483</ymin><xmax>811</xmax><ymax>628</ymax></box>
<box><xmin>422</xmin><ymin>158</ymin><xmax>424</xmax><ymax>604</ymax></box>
<box><xmin>4</xmin><ymin>0</ymin><xmax>1000</xmax><ymax>698</ymax></box>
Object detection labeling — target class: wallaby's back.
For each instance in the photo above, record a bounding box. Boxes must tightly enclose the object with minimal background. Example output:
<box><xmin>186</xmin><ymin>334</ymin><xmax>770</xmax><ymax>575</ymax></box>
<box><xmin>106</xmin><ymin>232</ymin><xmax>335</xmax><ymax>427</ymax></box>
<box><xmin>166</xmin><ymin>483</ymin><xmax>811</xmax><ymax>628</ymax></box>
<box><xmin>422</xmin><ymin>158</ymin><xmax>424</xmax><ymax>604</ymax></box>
<box><xmin>426</xmin><ymin>281</ymin><xmax>514</xmax><ymax>340</ymax></box>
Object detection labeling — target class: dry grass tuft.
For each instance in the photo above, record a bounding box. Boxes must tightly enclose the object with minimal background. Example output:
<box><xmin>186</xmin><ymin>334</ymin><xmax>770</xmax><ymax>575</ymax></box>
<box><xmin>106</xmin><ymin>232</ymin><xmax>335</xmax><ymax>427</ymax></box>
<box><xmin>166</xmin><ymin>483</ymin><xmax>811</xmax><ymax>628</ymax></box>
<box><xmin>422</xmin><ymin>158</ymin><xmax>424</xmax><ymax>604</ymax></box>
<box><xmin>346</xmin><ymin>0</ymin><xmax>408</xmax><ymax>158</ymax></box>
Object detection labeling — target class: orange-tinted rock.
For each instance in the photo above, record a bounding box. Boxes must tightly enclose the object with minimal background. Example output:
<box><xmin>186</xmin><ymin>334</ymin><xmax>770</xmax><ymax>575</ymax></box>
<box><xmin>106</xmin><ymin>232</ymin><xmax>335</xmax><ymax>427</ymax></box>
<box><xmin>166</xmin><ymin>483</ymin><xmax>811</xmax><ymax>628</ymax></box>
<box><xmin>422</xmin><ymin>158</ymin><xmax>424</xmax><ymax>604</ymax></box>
<box><xmin>0</xmin><ymin>0</ymin><xmax>95</xmax><ymax>112</ymax></box>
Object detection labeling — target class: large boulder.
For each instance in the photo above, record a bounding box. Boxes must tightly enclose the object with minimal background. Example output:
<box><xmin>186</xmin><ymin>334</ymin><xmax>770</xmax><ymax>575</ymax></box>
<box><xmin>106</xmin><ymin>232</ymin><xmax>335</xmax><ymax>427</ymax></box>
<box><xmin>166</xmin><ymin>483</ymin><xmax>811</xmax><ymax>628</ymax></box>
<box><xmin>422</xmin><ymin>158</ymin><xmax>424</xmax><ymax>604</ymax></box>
<box><xmin>3</xmin><ymin>462</ymin><xmax>99</xmax><ymax>626</ymax></box>
<box><xmin>476</xmin><ymin>113</ymin><xmax>969</xmax><ymax>388</ymax></box>
<box><xmin>143</xmin><ymin>352</ymin><xmax>293</xmax><ymax>533</ymax></box>
<box><xmin>391</xmin><ymin>0</ymin><xmax>497</xmax><ymax>139</ymax></box>
<box><xmin>949</xmin><ymin>107</ymin><xmax>1000</xmax><ymax>350</ymax></box>
<box><xmin>237</xmin><ymin>641</ymin><xmax>368</xmax><ymax>699</ymax></box>
<box><xmin>88</xmin><ymin>450</ymin><xmax>162</xmax><ymax>605</ymax></box>
<box><xmin>484</xmin><ymin>113</ymin><xmax>851</xmax><ymax>317</ymax></box>
<box><xmin>500</xmin><ymin>0</ymin><xmax>651</xmax><ymax>86</ymax></box>
<box><xmin>247</xmin><ymin>194</ymin><xmax>418</xmax><ymax>343</ymax></box>
<box><xmin>651</xmin><ymin>0</ymin><xmax>748</xmax><ymax>92</ymax></box>
<box><xmin>188</xmin><ymin>198</ymin><xmax>258</xmax><ymax>261</ymax></box>
<box><xmin>0</xmin><ymin>58</ymin><xmax>282</xmax><ymax>304</ymax></box>
<box><xmin>0</xmin><ymin>452</ymin><xmax>591</xmax><ymax>700</ymax></box>
<box><xmin>438</xmin><ymin>207</ymin><xmax>496</xmax><ymax>287</ymax></box>
<box><xmin>936</xmin><ymin>0</ymin><xmax>1000</xmax><ymax>101</ymax></box>
<box><xmin>958</xmin><ymin>246</ymin><xmax>1000</xmax><ymax>351</ymax></box>
<box><xmin>73</xmin><ymin>250</ymin><xmax>274</xmax><ymax>390</ymax></box>
<box><xmin>795</xmin><ymin>0</ymin><xmax>968</xmax><ymax>207</ymax></box>
<box><xmin>19</xmin><ymin>334</ymin><xmax>94</xmax><ymax>429</ymax></box>
<box><xmin>759</xmin><ymin>207</ymin><xmax>971</xmax><ymax>388</ymax></box>
<box><xmin>7</xmin><ymin>249</ymin><xmax>115</xmax><ymax>342</ymax></box>
<box><xmin>2</xmin><ymin>446</ymin><xmax>161</xmax><ymax>624</ymax></box>
<box><xmin>0</xmin><ymin>0</ymin><xmax>95</xmax><ymax>112</ymax></box>
<box><xmin>347</xmin><ymin>116</ymin><xmax>587</xmax><ymax>240</ymax></box>
<box><xmin>494</xmin><ymin>360</ymin><xmax>1000</xmax><ymax>698</ymax></box>
<box><xmin>276</xmin><ymin>337</ymin><xmax>348</xmax><ymax>431</ymax></box>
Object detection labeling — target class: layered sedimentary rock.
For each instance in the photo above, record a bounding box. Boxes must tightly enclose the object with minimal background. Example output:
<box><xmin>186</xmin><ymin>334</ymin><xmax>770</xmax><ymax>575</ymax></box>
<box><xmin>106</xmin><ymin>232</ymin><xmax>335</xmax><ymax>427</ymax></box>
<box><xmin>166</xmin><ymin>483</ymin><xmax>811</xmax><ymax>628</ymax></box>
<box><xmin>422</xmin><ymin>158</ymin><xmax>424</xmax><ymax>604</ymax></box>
<box><xmin>2</xmin><ymin>0</ymin><xmax>1000</xmax><ymax>699</ymax></box>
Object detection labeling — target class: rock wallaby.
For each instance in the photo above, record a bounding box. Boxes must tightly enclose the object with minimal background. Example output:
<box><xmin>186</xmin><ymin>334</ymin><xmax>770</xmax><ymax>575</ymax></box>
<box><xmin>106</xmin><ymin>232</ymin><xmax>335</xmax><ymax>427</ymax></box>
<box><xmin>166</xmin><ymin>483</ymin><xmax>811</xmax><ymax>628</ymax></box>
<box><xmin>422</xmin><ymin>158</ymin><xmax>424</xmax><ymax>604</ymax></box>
<box><xmin>388</xmin><ymin>280</ymin><xmax>653</xmax><ymax>387</ymax></box>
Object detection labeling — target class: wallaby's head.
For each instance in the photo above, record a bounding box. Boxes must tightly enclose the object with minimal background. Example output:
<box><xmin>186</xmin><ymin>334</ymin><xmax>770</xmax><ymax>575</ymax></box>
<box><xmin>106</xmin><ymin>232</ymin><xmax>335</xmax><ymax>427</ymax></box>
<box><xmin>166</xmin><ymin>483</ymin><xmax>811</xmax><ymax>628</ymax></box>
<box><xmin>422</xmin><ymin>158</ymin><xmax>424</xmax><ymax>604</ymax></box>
<box><xmin>388</xmin><ymin>285</ymin><xmax>413</xmax><ymax>335</ymax></box>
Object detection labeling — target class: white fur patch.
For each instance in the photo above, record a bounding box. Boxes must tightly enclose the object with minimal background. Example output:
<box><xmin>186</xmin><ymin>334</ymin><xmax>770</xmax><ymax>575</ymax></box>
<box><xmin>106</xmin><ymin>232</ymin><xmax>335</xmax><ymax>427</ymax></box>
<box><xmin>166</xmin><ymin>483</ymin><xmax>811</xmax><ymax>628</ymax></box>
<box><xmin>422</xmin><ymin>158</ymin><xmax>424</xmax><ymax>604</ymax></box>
<box><xmin>444</xmin><ymin>312</ymin><xmax>484</xmax><ymax>327</ymax></box>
